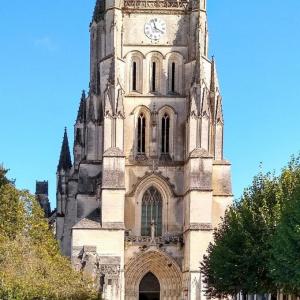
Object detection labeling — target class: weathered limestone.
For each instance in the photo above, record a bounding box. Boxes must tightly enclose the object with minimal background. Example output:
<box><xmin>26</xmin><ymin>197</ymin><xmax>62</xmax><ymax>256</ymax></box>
<box><xmin>55</xmin><ymin>0</ymin><xmax>232</xmax><ymax>299</ymax></box>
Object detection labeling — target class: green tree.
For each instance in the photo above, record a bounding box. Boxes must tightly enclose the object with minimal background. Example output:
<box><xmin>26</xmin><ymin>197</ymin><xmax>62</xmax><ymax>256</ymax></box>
<box><xmin>269</xmin><ymin>156</ymin><xmax>300</xmax><ymax>295</ymax></box>
<box><xmin>0</xmin><ymin>169</ymin><xmax>99</xmax><ymax>300</ymax></box>
<box><xmin>201</xmin><ymin>203</ymin><xmax>247</xmax><ymax>297</ymax></box>
<box><xmin>201</xmin><ymin>172</ymin><xmax>280</xmax><ymax>297</ymax></box>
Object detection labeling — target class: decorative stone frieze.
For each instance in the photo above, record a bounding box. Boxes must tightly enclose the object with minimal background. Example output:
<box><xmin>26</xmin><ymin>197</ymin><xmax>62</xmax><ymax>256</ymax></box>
<box><xmin>123</xmin><ymin>0</ymin><xmax>189</xmax><ymax>10</ymax></box>
<box><xmin>125</xmin><ymin>233</ymin><xmax>183</xmax><ymax>245</ymax></box>
<box><xmin>185</xmin><ymin>223</ymin><xmax>213</xmax><ymax>232</ymax></box>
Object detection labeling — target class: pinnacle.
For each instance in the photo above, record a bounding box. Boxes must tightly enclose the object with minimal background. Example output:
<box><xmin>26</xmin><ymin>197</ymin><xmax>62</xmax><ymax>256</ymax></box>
<box><xmin>57</xmin><ymin>128</ymin><xmax>72</xmax><ymax>172</ymax></box>
<box><xmin>76</xmin><ymin>90</ymin><xmax>86</xmax><ymax>123</ymax></box>
<box><xmin>93</xmin><ymin>0</ymin><xmax>105</xmax><ymax>23</ymax></box>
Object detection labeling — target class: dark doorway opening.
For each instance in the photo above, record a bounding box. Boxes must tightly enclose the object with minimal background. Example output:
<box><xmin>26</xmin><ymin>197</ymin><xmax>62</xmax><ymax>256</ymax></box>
<box><xmin>139</xmin><ymin>272</ymin><xmax>160</xmax><ymax>300</ymax></box>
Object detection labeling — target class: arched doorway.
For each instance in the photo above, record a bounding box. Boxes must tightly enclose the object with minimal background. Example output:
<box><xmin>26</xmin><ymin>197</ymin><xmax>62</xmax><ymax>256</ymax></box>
<box><xmin>139</xmin><ymin>272</ymin><xmax>160</xmax><ymax>300</ymax></box>
<box><xmin>125</xmin><ymin>250</ymin><xmax>182</xmax><ymax>299</ymax></box>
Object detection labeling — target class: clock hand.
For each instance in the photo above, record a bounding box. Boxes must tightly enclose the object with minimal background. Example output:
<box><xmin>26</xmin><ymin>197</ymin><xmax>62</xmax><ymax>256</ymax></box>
<box><xmin>152</xmin><ymin>21</ymin><xmax>164</xmax><ymax>34</ymax></box>
<box><xmin>152</xmin><ymin>20</ymin><xmax>157</xmax><ymax>30</ymax></box>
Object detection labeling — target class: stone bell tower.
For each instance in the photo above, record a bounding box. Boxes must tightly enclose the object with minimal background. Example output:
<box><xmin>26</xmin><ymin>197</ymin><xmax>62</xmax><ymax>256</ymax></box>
<box><xmin>55</xmin><ymin>0</ymin><xmax>232</xmax><ymax>299</ymax></box>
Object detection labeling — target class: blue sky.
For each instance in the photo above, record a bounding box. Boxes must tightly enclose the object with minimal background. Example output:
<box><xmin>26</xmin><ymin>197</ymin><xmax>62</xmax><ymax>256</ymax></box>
<box><xmin>1</xmin><ymin>1</ymin><xmax>300</xmax><ymax>208</ymax></box>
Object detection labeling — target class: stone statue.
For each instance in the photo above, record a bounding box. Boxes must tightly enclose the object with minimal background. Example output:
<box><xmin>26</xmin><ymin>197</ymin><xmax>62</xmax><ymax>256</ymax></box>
<box><xmin>150</xmin><ymin>219</ymin><xmax>156</xmax><ymax>242</ymax></box>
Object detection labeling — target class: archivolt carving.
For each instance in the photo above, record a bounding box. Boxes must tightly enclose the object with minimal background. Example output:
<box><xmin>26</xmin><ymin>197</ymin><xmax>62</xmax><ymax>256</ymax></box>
<box><xmin>125</xmin><ymin>250</ymin><xmax>182</xmax><ymax>299</ymax></box>
<box><xmin>126</xmin><ymin>172</ymin><xmax>177</xmax><ymax>197</ymax></box>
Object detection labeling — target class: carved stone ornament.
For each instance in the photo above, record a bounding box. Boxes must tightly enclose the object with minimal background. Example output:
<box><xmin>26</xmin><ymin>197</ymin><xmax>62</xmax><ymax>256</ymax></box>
<box><xmin>189</xmin><ymin>147</ymin><xmax>212</xmax><ymax>159</ymax></box>
<box><xmin>98</xmin><ymin>264</ymin><xmax>120</xmax><ymax>277</ymax></box>
<box><xmin>104</xmin><ymin>86</ymin><xmax>113</xmax><ymax>117</ymax></box>
<box><xmin>97</xmin><ymin>256</ymin><xmax>121</xmax><ymax>280</ymax></box>
<box><xmin>187</xmin><ymin>223</ymin><xmax>213</xmax><ymax>231</ymax></box>
<box><xmin>189</xmin><ymin>85</ymin><xmax>199</xmax><ymax>117</ymax></box>
<box><xmin>103</xmin><ymin>147</ymin><xmax>125</xmax><ymax>157</ymax></box>
<box><xmin>116</xmin><ymin>81</ymin><xmax>125</xmax><ymax>118</ymax></box>
<box><xmin>125</xmin><ymin>250</ymin><xmax>182</xmax><ymax>298</ymax></box>
<box><xmin>125</xmin><ymin>233</ymin><xmax>183</xmax><ymax>245</ymax></box>
<box><xmin>123</xmin><ymin>0</ymin><xmax>190</xmax><ymax>10</ymax></box>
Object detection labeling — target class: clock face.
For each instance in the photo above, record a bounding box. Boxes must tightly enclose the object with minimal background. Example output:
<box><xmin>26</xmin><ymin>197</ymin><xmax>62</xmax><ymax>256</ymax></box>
<box><xmin>144</xmin><ymin>18</ymin><xmax>166</xmax><ymax>41</ymax></box>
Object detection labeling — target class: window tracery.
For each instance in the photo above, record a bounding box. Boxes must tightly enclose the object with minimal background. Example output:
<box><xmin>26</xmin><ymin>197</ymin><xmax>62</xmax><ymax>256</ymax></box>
<box><xmin>141</xmin><ymin>187</ymin><xmax>162</xmax><ymax>236</ymax></box>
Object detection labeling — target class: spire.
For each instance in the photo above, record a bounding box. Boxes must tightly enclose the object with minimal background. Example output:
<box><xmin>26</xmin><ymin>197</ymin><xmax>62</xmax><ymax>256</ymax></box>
<box><xmin>57</xmin><ymin>128</ymin><xmax>72</xmax><ymax>172</ymax></box>
<box><xmin>93</xmin><ymin>0</ymin><xmax>105</xmax><ymax>23</ymax></box>
<box><xmin>76</xmin><ymin>90</ymin><xmax>86</xmax><ymax>123</ymax></box>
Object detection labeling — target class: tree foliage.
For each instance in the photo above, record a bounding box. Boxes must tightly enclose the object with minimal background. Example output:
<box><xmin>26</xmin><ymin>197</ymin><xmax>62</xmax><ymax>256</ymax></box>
<box><xmin>201</xmin><ymin>172</ymin><xmax>280</xmax><ymax>297</ymax></box>
<box><xmin>202</xmin><ymin>155</ymin><xmax>300</xmax><ymax>297</ymax></box>
<box><xmin>0</xmin><ymin>168</ymin><xmax>99</xmax><ymax>300</ymax></box>
<box><xmin>268</xmin><ymin>156</ymin><xmax>300</xmax><ymax>295</ymax></box>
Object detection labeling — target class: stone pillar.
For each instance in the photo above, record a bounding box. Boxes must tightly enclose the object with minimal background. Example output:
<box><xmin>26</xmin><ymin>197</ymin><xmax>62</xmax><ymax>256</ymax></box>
<box><xmin>183</xmin><ymin>148</ymin><xmax>214</xmax><ymax>300</ymax></box>
<box><xmin>101</xmin><ymin>147</ymin><xmax>125</xmax><ymax>300</ymax></box>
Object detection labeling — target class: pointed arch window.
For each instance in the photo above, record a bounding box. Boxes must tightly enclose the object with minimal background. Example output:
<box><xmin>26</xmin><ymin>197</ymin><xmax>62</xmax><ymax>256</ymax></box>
<box><xmin>132</xmin><ymin>61</ymin><xmax>137</xmax><ymax>91</ymax></box>
<box><xmin>151</xmin><ymin>61</ymin><xmax>157</xmax><ymax>92</ymax></box>
<box><xmin>161</xmin><ymin>113</ymin><xmax>170</xmax><ymax>154</ymax></box>
<box><xmin>141</xmin><ymin>187</ymin><xmax>162</xmax><ymax>237</ymax></box>
<box><xmin>137</xmin><ymin>113</ymin><xmax>146</xmax><ymax>154</ymax></box>
<box><xmin>171</xmin><ymin>62</ymin><xmax>176</xmax><ymax>93</ymax></box>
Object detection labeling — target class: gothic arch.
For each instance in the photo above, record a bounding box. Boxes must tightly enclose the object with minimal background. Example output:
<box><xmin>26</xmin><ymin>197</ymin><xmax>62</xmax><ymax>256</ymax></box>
<box><xmin>146</xmin><ymin>51</ymin><xmax>164</xmax><ymax>93</ymax></box>
<box><xmin>126</xmin><ymin>172</ymin><xmax>178</xmax><ymax>198</ymax></box>
<box><xmin>131</xmin><ymin>105</ymin><xmax>151</xmax><ymax>157</ymax></box>
<box><xmin>134</xmin><ymin>173</ymin><xmax>174</xmax><ymax>201</ymax></box>
<box><xmin>130</xmin><ymin>105</ymin><xmax>151</xmax><ymax>116</ymax></box>
<box><xmin>124</xmin><ymin>50</ymin><xmax>146</xmax><ymax>59</ymax></box>
<box><xmin>132</xmin><ymin>173</ymin><xmax>176</xmax><ymax>236</ymax></box>
<box><xmin>145</xmin><ymin>50</ymin><xmax>164</xmax><ymax>60</ymax></box>
<box><xmin>125</xmin><ymin>51</ymin><xmax>145</xmax><ymax>93</ymax></box>
<box><xmin>165</xmin><ymin>52</ymin><xmax>184</xmax><ymax>95</ymax></box>
<box><xmin>164</xmin><ymin>51</ymin><xmax>184</xmax><ymax>60</ymax></box>
<box><xmin>125</xmin><ymin>250</ymin><xmax>182</xmax><ymax>299</ymax></box>
<box><xmin>157</xmin><ymin>104</ymin><xmax>177</xmax><ymax>115</ymax></box>
<box><xmin>157</xmin><ymin>105</ymin><xmax>178</xmax><ymax>160</ymax></box>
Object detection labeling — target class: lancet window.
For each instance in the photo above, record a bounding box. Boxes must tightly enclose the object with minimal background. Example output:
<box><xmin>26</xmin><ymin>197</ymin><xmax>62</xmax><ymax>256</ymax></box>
<box><xmin>171</xmin><ymin>62</ymin><xmax>176</xmax><ymax>93</ymax></box>
<box><xmin>161</xmin><ymin>113</ymin><xmax>170</xmax><ymax>154</ymax></box>
<box><xmin>151</xmin><ymin>61</ymin><xmax>157</xmax><ymax>92</ymax></box>
<box><xmin>141</xmin><ymin>187</ymin><xmax>162</xmax><ymax>237</ymax></box>
<box><xmin>132</xmin><ymin>61</ymin><xmax>137</xmax><ymax>91</ymax></box>
<box><xmin>137</xmin><ymin>113</ymin><xmax>146</xmax><ymax>154</ymax></box>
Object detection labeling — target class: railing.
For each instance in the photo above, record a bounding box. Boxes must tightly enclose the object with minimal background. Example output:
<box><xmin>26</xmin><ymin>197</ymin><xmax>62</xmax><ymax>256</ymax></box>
<box><xmin>123</xmin><ymin>0</ymin><xmax>190</xmax><ymax>10</ymax></box>
<box><xmin>125</xmin><ymin>234</ymin><xmax>183</xmax><ymax>245</ymax></box>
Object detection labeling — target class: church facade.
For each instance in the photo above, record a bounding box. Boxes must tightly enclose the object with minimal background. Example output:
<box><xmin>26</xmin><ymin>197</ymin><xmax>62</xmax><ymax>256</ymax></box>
<box><xmin>56</xmin><ymin>0</ymin><xmax>232</xmax><ymax>299</ymax></box>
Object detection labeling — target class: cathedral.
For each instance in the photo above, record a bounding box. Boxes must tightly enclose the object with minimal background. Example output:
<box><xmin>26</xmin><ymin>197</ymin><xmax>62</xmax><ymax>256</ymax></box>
<box><xmin>55</xmin><ymin>0</ymin><xmax>232</xmax><ymax>299</ymax></box>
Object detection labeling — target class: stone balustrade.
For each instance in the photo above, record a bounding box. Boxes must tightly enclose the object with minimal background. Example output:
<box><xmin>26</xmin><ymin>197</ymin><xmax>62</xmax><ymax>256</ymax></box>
<box><xmin>125</xmin><ymin>233</ymin><xmax>183</xmax><ymax>245</ymax></box>
<box><xmin>123</xmin><ymin>0</ymin><xmax>190</xmax><ymax>10</ymax></box>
